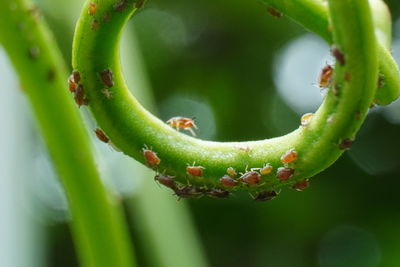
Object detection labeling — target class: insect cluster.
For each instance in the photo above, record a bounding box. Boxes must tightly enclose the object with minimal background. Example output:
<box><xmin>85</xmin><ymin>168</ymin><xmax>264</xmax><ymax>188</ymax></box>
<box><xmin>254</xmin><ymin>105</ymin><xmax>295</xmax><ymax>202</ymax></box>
<box><xmin>68</xmin><ymin>71</ymin><xmax>88</xmax><ymax>107</ymax></box>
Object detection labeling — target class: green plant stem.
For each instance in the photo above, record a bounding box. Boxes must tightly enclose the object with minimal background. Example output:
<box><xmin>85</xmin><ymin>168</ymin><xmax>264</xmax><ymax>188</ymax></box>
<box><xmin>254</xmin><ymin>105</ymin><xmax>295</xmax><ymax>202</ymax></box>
<box><xmin>72</xmin><ymin>0</ymin><xmax>380</xmax><ymax>193</ymax></box>
<box><xmin>262</xmin><ymin>0</ymin><xmax>400</xmax><ymax>105</ymax></box>
<box><xmin>0</xmin><ymin>1</ymin><xmax>136</xmax><ymax>267</ymax></box>
<box><xmin>121</xmin><ymin>28</ymin><xmax>208</xmax><ymax>267</ymax></box>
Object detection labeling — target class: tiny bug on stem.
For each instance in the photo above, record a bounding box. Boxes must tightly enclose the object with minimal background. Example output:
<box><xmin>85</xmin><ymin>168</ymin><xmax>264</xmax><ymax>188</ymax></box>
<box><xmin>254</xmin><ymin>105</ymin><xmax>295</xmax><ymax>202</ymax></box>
<box><xmin>174</xmin><ymin>186</ymin><xmax>204</xmax><ymax>199</ymax></box>
<box><xmin>267</xmin><ymin>7</ymin><xmax>282</xmax><ymax>18</ymax></box>
<box><xmin>154</xmin><ymin>174</ymin><xmax>176</xmax><ymax>190</ymax></box>
<box><xmin>143</xmin><ymin>148</ymin><xmax>160</xmax><ymax>167</ymax></box>
<box><xmin>276</xmin><ymin>167</ymin><xmax>294</xmax><ymax>181</ymax></box>
<box><xmin>220</xmin><ymin>175</ymin><xmax>238</xmax><ymax>187</ymax></box>
<box><xmin>292</xmin><ymin>180</ymin><xmax>310</xmax><ymax>191</ymax></box>
<box><xmin>339</xmin><ymin>138</ymin><xmax>353</xmax><ymax>150</ymax></box>
<box><xmin>114</xmin><ymin>0</ymin><xmax>128</xmax><ymax>12</ymax></box>
<box><xmin>280</xmin><ymin>149</ymin><xmax>298</xmax><ymax>164</ymax></box>
<box><xmin>167</xmin><ymin>117</ymin><xmax>198</xmax><ymax>136</ymax></box>
<box><xmin>240</xmin><ymin>171</ymin><xmax>261</xmax><ymax>185</ymax></box>
<box><xmin>68</xmin><ymin>74</ymin><xmax>77</xmax><ymax>92</ymax></box>
<box><xmin>74</xmin><ymin>85</ymin><xmax>87</xmax><ymax>107</ymax></box>
<box><xmin>301</xmin><ymin>113</ymin><xmax>314</xmax><ymax>126</ymax></box>
<box><xmin>95</xmin><ymin>128</ymin><xmax>109</xmax><ymax>143</ymax></box>
<box><xmin>260</xmin><ymin>164</ymin><xmax>273</xmax><ymax>175</ymax></box>
<box><xmin>186</xmin><ymin>165</ymin><xmax>204</xmax><ymax>177</ymax></box>
<box><xmin>252</xmin><ymin>191</ymin><xmax>277</xmax><ymax>202</ymax></box>
<box><xmin>318</xmin><ymin>65</ymin><xmax>333</xmax><ymax>88</ymax></box>
<box><xmin>88</xmin><ymin>2</ymin><xmax>96</xmax><ymax>15</ymax></box>
<box><xmin>226</xmin><ymin>167</ymin><xmax>237</xmax><ymax>177</ymax></box>
<box><xmin>207</xmin><ymin>189</ymin><xmax>230</xmax><ymax>198</ymax></box>
<box><xmin>332</xmin><ymin>46</ymin><xmax>345</xmax><ymax>66</ymax></box>
<box><xmin>99</xmin><ymin>69</ymin><xmax>114</xmax><ymax>88</ymax></box>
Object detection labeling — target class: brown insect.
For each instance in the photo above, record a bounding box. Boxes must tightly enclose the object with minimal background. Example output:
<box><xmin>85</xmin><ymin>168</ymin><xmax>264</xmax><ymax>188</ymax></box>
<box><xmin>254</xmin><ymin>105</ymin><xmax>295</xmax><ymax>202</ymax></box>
<box><xmin>260</xmin><ymin>164</ymin><xmax>273</xmax><ymax>175</ymax></box>
<box><xmin>28</xmin><ymin>46</ymin><xmax>40</xmax><ymax>59</ymax></box>
<box><xmin>301</xmin><ymin>113</ymin><xmax>314</xmax><ymax>126</ymax></box>
<box><xmin>220</xmin><ymin>175</ymin><xmax>238</xmax><ymax>187</ymax></box>
<box><xmin>292</xmin><ymin>180</ymin><xmax>310</xmax><ymax>191</ymax></box>
<box><xmin>103</xmin><ymin>13</ymin><xmax>111</xmax><ymax>23</ymax></box>
<box><xmin>226</xmin><ymin>167</ymin><xmax>237</xmax><ymax>177</ymax></box>
<box><xmin>332</xmin><ymin>46</ymin><xmax>345</xmax><ymax>66</ymax></box>
<box><xmin>339</xmin><ymin>138</ymin><xmax>353</xmax><ymax>150</ymax></box>
<box><xmin>143</xmin><ymin>148</ymin><xmax>161</xmax><ymax>167</ymax></box>
<box><xmin>186</xmin><ymin>165</ymin><xmax>204</xmax><ymax>177</ymax></box>
<box><xmin>114</xmin><ymin>0</ymin><xmax>128</xmax><ymax>12</ymax></box>
<box><xmin>154</xmin><ymin>174</ymin><xmax>176</xmax><ymax>190</ymax></box>
<box><xmin>280</xmin><ymin>149</ymin><xmax>298</xmax><ymax>164</ymax></box>
<box><xmin>94</xmin><ymin>128</ymin><xmax>109</xmax><ymax>143</ymax></box>
<box><xmin>68</xmin><ymin>74</ymin><xmax>77</xmax><ymax>92</ymax></box>
<box><xmin>276</xmin><ymin>167</ymin><xmax>294</xmax><ymax>181</ymax></box>
<box><xmin>99</xmin><ymin>69</ymin><xmax>114</xmax><ymax>88</ymax></box>
<box><xmin>207</xmin><ymin>189</ymin><xmax>230</xmax><ymax>198</ymax></box>
<box><xmin>74</xmin><ymin>84</ymin><xmax>87</xmax><ymax>107</ymax></box>
<box><xmin>267</xmin><ymin>7</ymin><xmax>282</xmax><ymax>18</ymax></box>
<box><xmin>88</xmin><ymin>2</ymin><xmax>96</xmax><ymax>15</ymax></box>
<box><xmin>318</xmin><ymin>65</ymin><xmax>333</xmax><ymax>88</ymax></box>
<box><xmin>134</xmin><ymin>0</ymin><xmax>146</xmax><ymax>9</ymax></box>
<box><xmin>252</xmin><ymin>191</ymin><xmax>277</xmax><ymax>202</ymax></box>
<box><xmin>167</xmin><ymin>117</ymin><xmax>198</xmax><ymax>136</ymax></box>
<box><xmin>72</xmin><ymin>71</ymin><xmax>81</xmax><ymax>83</ymax></box>
<box><xmin>174</xmin><ymin>186</ymin><xmax>204</xmax><ymax>199</ymax></box>
<box><xmin>240</xmin><ymin>171</ymin><xmax>261</xmax><ymax>185</ymax></box>
<box><xmin>91</xmin><ymin>19</ymin><xmax>100</xmax><ymax>31</ymax></box>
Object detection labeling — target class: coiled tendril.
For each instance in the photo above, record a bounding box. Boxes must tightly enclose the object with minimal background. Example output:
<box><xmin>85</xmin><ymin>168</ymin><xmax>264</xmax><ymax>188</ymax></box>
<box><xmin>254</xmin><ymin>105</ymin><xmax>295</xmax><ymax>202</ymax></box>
<box><xmin>72</xmin><ymin>0</ymin><xmax>399</xmax><ymax>200</ymax></box>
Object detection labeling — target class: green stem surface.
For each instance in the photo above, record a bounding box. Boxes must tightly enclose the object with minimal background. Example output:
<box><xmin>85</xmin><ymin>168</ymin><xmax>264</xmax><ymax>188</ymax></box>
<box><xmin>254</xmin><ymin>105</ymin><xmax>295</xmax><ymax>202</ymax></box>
<box><xmin>0</xmin><ymin>1</ymin><xmax>136</xmax><ymax>267</ymax></box>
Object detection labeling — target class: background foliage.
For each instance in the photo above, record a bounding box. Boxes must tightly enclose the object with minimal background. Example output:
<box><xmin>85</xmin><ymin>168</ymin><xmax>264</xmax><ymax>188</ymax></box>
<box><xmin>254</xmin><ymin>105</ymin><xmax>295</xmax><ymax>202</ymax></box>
<box><xmin>1</xmin><ymin>0</ymin><xmax>400</xmax><ymax>266</ymax></box>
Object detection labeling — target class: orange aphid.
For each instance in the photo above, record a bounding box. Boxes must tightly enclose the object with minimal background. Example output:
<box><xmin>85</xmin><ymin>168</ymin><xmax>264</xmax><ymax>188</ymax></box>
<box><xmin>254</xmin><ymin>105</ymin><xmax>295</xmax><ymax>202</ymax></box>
<box><xmin>167</xmin><ymin>116</ymin><xmax>198</xmax><ymax>136</ymax></box>
<box><xmin>260</xmin><ymin>164</ymin><xmax>273</xmax><ymax>175</ymax></box>
<box><xmin>280</xmin><ymin>149</ymin><xmax>298</xmax><ymax>164</ymax></box>
<box><xmin>318</xmin><ymin>65</ymin><xmax>333</xmax><ymax>88</ymax></box>
<box><xmin>186</xmin><ymin>166</ymin><xmax>204</xmax><ymax>177</ymax></box>
<box><xmin>143</xmin><ymin>148</ymin><xmax>160</xmax><ymax>167</ymax></box>
<box><xmin>88</xmin><ymin>2</ymin><xmax>96</xmax><ymax>15</ymax></box>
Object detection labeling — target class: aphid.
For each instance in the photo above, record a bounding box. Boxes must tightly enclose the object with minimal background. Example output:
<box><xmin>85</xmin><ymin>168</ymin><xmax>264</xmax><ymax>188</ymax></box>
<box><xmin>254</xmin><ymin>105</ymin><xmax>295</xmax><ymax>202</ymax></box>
<box><xmin>300</xmin><ymin>113</ymin><xmax>314</xmax><ymax>126</ymax></box>
<box><xmin>91</xmin><ymin>19</ymin><xmax>99</xmax><ymax>31</ymax></box>
<box><xmin>220</xmin><ymin>175</ymin><xmax>238</xmax><ymax>187</ymax></box>
<box><xmin>167</xmin><ymin>117</ymin><xmax>198</xmax><ymax>136</ymax></box>
<box><xmin>332</xmin><ymin>46</ymin><xmax>345</xmax><ymax>66</ymax></box>
<box><xmin>134</xmin><ymin>0</ymin><xmax>146</xmax><ymax>9</ymax></box>
<box><xmin>378</xmin><ymin>73</ymin><xmax>385</xmax><ymax>88</ymax></box>
<box><xmin>101</xmin><ymin>88</ymin><xmax>113</xmax><ymax>99</ymax></box>
<box><xmin>207</xmin><ymin>189</ymin><xmax>230</xmax><ymax>198</ymax></box>
<box><xmin>318</xmin><ymin>65</ymin><xmax>333</xmax><ymax>88</ymax></box>
<box><xmin>68</xmin><ymin>74</ymin><xmax>77</xmax><ymax>92</ymax></box>
<box><xmin>252</xmin><ymin>191</ymin><xmax>277</xmax><ymax>202</ymax></box>
<box><xmin>99</xmin><ymin>69</ymin><xmax>114</xmax><ymax>88</ymax></box>
<box><xmin>276</xmin><ymin>167</ymin><xmax>294</xmax><ymax>181</ymax></box>
<box><xmin>103</xmin><ymin>13</ymin><xmax>111</xmax><ymax>23</ymax></box>
<box><xmin>226</xmin><ymin>167</ymin><xmax>237</xmax><ymax>177</ymax></box>
<box><xmin>74</xmin><ymin>84</ymin><xmax>87</xmax><ymax>107</ymax></box>
<box><xmin>344</xmin><ymin>71</ymin><xmax>351</xmax><ymax>82</ymax></box>
<box><xmin>280</xmin><ymin>149</ymin><xmax>298</xmax><ymax>164</ymax></box>
<box><xmin>267</xmin><ymin>7</ymin><xmax>282</xmax><ymax>18</ymax></box>
<box><xmin>28</xmin><ymin>46</ymin><xmax>40</xmax><ymax>59</ymax></box>
<box><xmin>154</xmin><ymin>174</ymin><xmax>176</xmax><ymax>190</ymax></box>
<box><xmin>174</xmin><ymin>186</ymin><xmax>204</xmax><ymax>199</ymax></box>
<box><xmin>338</xmin><ymin>138</ymin><xmax>353</xmax><ymax>150</ymax></box>
<box><xmin>143</xmin><ymin>148</ymin><xmax>161</xmax><ymax>167</ymax></box>
<box><xmin>94</xmin><ymin>128</ymin><xmax>109</xmax><ymax>143</ymax></box>
<box><xmin>292</xmin><ymin>180</ymin><xmax>310</xmax><ymax>191</ymax></box>
<box><xmin>47</xmin><ymin>68</ymin><xmax>56</xmax><ymax>81</ymax></box>
<box><xmin>240</xmin><ymin>171</ymin><xmax>261</xmax><ymax>185</ymax></box>
<box><xmin>114</xmin><ymin>0</ymin><xmax>128</xmax><ymax>12</ymax></box>
<box><xmin>88</xmin><ymin>2</ymin><xmax>96</xmax><ymax>15</ymax></box>
<box><xmin>186</xmin><ymin>165</ymin><xmax>204</xmax><ymax>177</ymax></box>
<box><xmin>260</xmin><ymin>164</ymin><xmax>273</xmax><ymax>175</ymax></box>
<box><xmin>72</xmin><ymin>71</ymin><xmax>81</xmax><ymax>84</ymax></box>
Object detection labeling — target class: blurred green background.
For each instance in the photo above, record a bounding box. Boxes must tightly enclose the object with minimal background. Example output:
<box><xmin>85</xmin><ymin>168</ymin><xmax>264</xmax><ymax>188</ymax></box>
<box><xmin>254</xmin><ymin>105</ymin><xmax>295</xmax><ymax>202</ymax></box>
<box><xmin>1</xmin><ymin>0</ymin><xmax>400</xmax><ymax>266</ymax></box>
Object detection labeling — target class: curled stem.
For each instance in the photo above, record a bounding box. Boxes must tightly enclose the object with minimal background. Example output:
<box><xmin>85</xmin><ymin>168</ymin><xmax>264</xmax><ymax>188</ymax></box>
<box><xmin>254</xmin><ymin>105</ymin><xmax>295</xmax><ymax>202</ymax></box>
<box><xmin>73</xmin><ymin>0</ymin><xmax>379</xmax><ymax>195</ymax></box>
